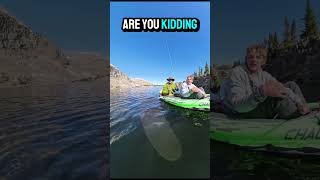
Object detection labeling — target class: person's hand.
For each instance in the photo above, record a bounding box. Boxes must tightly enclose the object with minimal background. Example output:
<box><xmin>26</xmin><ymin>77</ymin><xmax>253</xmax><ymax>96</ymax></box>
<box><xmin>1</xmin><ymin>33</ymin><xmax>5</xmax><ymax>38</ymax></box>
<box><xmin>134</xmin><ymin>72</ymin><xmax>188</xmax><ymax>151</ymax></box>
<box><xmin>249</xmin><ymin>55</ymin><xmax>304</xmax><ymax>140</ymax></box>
<box><xmin>262</xmin><ymin>80</ymin><xmax>287</xmax><ymax>98</ymax></box>
<box><xmin>297</xmin><ymin>104</ymin><xmax>311</xmax><ymax>115</ymax></box>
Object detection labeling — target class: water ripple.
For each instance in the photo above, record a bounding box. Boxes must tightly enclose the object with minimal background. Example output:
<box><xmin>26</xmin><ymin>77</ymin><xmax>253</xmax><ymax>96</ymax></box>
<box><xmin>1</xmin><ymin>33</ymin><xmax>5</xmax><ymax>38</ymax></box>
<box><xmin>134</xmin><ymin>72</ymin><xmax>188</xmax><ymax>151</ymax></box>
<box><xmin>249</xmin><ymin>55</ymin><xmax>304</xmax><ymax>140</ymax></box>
<box><xmin>110</xmin><ymin>87</ymin><xmax>161</xmax><ymax>144</ymax></box>
<box><xmin>0</xmin><ymin>80</ymin><xmax>108</xmax><ymax>179</ymax></box>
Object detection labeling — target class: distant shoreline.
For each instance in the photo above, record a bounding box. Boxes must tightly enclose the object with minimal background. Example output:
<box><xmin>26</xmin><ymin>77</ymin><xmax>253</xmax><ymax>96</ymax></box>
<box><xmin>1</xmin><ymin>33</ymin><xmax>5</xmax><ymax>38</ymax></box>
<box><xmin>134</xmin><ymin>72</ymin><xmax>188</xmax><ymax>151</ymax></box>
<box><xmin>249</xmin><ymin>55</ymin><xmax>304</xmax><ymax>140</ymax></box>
<box><xmin>152</xmin><ymin>84</ymin><xmax>163</xmax><ymax>86</ymax></box>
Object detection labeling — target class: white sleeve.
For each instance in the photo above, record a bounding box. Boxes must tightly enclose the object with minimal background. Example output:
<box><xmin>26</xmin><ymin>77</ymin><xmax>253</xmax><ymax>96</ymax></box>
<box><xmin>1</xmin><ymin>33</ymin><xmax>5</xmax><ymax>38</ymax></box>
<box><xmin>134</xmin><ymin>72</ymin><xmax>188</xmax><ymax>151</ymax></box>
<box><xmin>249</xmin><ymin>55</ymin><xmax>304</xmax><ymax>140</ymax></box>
<box><xmin>180</xmin><ymin>83</ymin><xmax>192</xmax><ymax>97</ymax></box>
<box><xmin>264</xmin><ymin>72</ymin><xmax>304</xmax><ymax>105</ymax></box>
<box><xmin>227</xmin><ymin>68</ymin><xmax>265</xmax><ymax>113</ymax></box>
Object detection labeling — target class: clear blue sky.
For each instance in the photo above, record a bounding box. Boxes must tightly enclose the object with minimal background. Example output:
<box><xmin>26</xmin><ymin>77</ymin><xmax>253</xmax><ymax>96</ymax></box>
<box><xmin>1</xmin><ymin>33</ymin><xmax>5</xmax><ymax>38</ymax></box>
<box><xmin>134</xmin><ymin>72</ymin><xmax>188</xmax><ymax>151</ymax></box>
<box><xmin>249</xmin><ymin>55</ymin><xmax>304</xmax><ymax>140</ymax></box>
<box><xmin>111</xmin><ymin>2</ymin><xmax>210</xmax><ymax>85</ymax></box>
<box><xmin>2</xmin><ymin>0</ymin><xmax>107</xmax><ymax>56</ymax></box>
<box><xmin>214</xmin><ymin>0</ymin><xmax>320</xmax><ymax>65</ymax></box>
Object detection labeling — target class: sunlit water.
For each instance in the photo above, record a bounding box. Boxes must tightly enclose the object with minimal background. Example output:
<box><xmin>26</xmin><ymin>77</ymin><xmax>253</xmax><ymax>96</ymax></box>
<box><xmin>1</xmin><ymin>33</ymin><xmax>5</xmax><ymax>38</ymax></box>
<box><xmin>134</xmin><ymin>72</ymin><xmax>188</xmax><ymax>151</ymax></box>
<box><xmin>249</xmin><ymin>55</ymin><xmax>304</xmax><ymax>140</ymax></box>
<box><xmin>110</xmin><ymin>86</ymin><xmax>209</xmax><ymax>178</ymax></box>
<box><xmin>0</xmin><ymin>79</ymin><xmax>108</xmax><ymax>179</ymax></box>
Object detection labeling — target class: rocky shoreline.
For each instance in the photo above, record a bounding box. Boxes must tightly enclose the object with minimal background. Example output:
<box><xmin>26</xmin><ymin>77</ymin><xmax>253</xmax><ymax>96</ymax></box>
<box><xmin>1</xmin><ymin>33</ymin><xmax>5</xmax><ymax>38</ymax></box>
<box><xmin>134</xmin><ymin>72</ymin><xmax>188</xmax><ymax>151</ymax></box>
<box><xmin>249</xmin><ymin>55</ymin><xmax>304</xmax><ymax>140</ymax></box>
<box><xmin>0</xmin><ymin>7</ymin><xmax>108</xmax><ymax>88</ymax></box>
<box><xmin>110</xmin><ymin>64</ymin><xmax>153</xmax><ymax>92</ymax></box>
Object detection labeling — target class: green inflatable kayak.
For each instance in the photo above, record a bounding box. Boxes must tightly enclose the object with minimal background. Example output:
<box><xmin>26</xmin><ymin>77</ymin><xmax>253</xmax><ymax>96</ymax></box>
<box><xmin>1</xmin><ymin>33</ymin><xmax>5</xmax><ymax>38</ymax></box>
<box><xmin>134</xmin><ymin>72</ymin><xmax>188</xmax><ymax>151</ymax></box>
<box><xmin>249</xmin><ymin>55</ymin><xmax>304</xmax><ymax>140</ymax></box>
<box><xmin>159</xmin><ymin>95</ymin><xmax>210</xmax><ymax>111</ymax></box>
<box><xmin>210</xmin><ymin>103</ymin><xmax>320</xmax><ymax>154</ymax></box>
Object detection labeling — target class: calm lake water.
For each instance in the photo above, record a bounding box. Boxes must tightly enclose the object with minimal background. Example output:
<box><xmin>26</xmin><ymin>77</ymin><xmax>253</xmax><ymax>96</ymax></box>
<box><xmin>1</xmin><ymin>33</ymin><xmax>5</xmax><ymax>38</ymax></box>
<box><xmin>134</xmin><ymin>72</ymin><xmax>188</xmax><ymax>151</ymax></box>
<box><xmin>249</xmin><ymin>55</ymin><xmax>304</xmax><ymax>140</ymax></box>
<box><xmin>0</xmin><ymin>79</ymin><xmax>108</xmax><ymax>179</ymax></box>
<box><xmin>211</xmin><ymin>140</ymin><xmax>320</xmax><ymax>180</ymax></box>
<box><xmin>110</xmin><ymin>86</ymin><xmax>209</xmax><ymax>179</ymax></box>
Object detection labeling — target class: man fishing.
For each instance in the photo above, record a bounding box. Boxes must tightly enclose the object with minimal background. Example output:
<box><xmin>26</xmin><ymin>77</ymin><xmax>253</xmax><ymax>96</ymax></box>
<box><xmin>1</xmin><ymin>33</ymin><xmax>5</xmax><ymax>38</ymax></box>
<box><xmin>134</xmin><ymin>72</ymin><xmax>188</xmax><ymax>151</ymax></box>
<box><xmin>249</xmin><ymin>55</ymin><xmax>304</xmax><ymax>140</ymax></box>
<box><xmin>180</xmin><ymin>75</ymin><xmax>207</xmax><ymax>99</ymax></box>
<box><xmin>161</xmin><ymin>76</ymin><xmax>178</xmax><ymax>96</ymax></box>
<box><xmin>222</xmin><ymin>44</ymin><xmax>310</xmax><ymax>119</ymax></box>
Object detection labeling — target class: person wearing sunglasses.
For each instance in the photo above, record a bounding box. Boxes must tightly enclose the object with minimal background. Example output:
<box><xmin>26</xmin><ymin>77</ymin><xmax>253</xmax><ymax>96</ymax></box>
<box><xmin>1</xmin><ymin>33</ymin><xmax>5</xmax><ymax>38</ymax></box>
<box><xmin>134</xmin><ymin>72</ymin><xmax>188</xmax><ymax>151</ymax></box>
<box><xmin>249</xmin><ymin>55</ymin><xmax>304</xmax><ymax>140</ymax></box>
<box><xmin>161</xmin><ymin>76</ymin><xmax>178</xmax><ymax>96</ymax></box>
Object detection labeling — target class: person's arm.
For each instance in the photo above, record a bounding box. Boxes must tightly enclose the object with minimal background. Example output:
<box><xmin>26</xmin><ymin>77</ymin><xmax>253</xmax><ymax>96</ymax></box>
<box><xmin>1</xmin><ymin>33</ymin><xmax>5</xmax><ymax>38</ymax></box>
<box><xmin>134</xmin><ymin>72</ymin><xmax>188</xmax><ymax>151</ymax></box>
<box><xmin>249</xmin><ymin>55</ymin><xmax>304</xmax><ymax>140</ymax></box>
<box><xmin>173</xmin><ymin>83</ymin><xmax>178</xmax><ymax>91</ymax></box>
<box><xmin>227</xmin><ymin>68</ymin><xmax>265</xmax><ymax>113</ymax></box>
<box><xmin>172</xmin><ymin>83</ymin><xmax>177</xmax><ymax>93</ymax></box>
<box><xmin>285</xmin><ymin>90</ymin><xmax>304</xmax><ymax>105</ymax></box>
<box><xmin>281</xmin><ymin>83</ymin><xmax>306</xmax><ymax>109</ymax></box>
<box><xmin>263</xmin><ymin>73</ymin><xmax>309</xmax><ymax>114</ymax></box>
<box><xmin>263</xmin><ymin>72</ymin><xmax>305</xmax><ymax>106</ymax></box>
<box><xmin>193</xmin><ymin>85</ymin><xmax>206</xmax><ymax>94</ymax></box>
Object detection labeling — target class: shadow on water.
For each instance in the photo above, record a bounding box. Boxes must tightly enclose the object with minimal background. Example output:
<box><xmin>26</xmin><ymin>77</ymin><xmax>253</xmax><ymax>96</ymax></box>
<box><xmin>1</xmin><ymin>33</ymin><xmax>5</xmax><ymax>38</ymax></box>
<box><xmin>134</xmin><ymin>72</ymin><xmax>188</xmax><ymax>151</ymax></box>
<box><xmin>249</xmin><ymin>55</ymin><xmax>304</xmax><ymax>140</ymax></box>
<box><xmin>110</xmin><ymin>86</ymin><xmax>209</xmax><ymax>178</ymax></box>
<box><xmin>0</xmin><ymin>79</ymin><xmax>108</xmax><ymax>180</ymax></box>
<box><xmin>141</xmin><ymin>108</ymin><xmax>182</xmax><ymax>161</ymax></box>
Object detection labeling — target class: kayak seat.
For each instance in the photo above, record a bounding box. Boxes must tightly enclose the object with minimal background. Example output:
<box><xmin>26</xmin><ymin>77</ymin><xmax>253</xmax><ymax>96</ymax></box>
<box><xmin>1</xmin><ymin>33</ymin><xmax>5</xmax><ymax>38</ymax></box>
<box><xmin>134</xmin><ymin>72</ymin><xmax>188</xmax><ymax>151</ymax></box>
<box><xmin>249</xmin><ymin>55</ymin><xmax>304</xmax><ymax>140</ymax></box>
<box><xmin>174</xmin><ymin>92</ymin><xmax>181</xmax><ymax>97</ymax></box>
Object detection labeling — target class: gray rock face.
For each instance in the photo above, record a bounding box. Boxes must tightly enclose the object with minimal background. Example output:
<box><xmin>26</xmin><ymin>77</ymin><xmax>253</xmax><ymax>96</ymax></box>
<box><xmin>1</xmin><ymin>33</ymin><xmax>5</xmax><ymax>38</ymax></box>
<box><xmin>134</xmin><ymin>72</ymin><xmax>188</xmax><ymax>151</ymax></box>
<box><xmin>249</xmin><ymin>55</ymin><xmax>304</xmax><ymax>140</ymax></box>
<box><xmin>110</xmin><ymin>64</ymin><xmax>153</xmax><ymax>91</ymax></box>
<box><xmin>110</xmin><ymin>64</ymin><xmax>130</xmax><ymax>80</ymax></box>
<box><xmin>0</xmin><ymin>7</ymin><xmax>107</xmax><ymax>88</ymax></box>
<box><xmin>0</xmin><ymin>8</ymin><xmax>57</xmax><ymax>57</ymax></box>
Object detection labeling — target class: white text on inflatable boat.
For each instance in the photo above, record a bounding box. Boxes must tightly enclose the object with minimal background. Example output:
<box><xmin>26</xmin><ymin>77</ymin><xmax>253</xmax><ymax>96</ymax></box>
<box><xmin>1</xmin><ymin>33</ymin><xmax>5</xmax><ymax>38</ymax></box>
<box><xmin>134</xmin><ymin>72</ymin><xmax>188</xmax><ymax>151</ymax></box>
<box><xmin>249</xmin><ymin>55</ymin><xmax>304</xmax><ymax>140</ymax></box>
<box><xmin>285</xmin><ymin>128</ymin><xmax>320</xmax><ymax>140</ymax></box>
<box><xmin>199</xmin><ymin>102</ymin><xmax>209</xmax><ymax>106</ymax></box>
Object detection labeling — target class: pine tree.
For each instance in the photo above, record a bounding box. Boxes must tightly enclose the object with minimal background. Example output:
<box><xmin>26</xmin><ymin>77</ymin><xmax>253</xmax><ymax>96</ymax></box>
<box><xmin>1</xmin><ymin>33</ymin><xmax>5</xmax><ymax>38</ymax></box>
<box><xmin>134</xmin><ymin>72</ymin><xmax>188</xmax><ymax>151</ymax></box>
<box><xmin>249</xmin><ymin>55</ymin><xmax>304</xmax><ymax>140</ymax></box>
<box><xmin>273</xmin><ymin>32</ymin><xmax>279</xmax><ymax>49</ymax></box>
<box><xmin>291</xmin><ymin>19</ymin><xmax>297</xmax><ymax>43</ymax></box>
<box><xmin>301</xmin><ymin>0</ymin><xmax>319</xmax><ymax>40</ymax></box>
<box><xmin>194</xmin><ymin>72</ymin><xmax>197</xmax><ymax>78</ymax></box>
<box><xmin>263</xmin><ymin>37</ymin><xmax>268</xmax><ymax>47</ymax></box>
<box><xmin>267</xmin><ymin>32</ymin><xmax>279</xmax><ymax>50</ymax></box>
<box><xmin>204</xmin><ymin>62</ymin><xmax>210</xmax><ymax>76</ymax></box>
<box><xmin>283</xmin><ymin>16</ymin><xmax>292</xmax><ymax>47</ymax></box>
<box><xmin>267</xmin><ymin>33</ymin><xmax>274</xmax><ymax>49</ymax></box>
<box><xmin>198</xmin><ymin>67</ymin><xmax>201</xmax><ymax>77</ymax></box>
<box><xmin>200</xmin><ymin>67</ymin><xmax>203</xmax><ymax>77</ymax></box>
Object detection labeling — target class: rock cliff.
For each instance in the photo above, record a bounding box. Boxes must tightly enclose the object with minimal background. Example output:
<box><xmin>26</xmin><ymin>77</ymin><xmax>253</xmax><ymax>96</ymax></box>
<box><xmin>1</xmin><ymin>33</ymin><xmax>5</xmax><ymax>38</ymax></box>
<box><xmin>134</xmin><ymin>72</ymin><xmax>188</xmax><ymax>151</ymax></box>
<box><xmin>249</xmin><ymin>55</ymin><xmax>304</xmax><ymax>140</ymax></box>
<box><xmin>110</xmin><ymin>64</ymin><xmax>153</xmax><ymax>91</ymax></box>
<box><xmin>0</xmin><ymin>7</ymin><xmax>107</xmax><ymax>88</ymax></box>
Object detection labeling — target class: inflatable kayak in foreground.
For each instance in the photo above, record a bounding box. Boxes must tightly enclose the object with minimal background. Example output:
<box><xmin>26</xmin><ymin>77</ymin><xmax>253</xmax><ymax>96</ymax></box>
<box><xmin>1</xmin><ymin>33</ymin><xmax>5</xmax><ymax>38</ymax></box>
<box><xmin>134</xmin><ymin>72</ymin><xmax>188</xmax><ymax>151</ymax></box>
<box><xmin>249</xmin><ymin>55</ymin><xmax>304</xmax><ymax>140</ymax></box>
<box><xmin>159</xmin><ymin>94</ymin><xmax>210</xmax><ymax>111</ymax></box>
<box><xmin>210</xmin><ymin>103</ymin><xmax>320</xmax><ymax>154</ymax></box>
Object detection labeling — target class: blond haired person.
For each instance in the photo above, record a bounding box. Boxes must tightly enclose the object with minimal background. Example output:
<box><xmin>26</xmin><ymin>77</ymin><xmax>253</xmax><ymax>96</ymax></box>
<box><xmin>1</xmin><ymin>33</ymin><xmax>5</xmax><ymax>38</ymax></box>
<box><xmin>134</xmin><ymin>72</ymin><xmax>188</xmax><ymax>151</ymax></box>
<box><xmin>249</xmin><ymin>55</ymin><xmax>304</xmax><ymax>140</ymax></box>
<box><xmin>223</xmin><ymin>44</ymin><xmax>310</xmax><ymax>119</ymax></box>
<box><xmin>180</xmin><ymin>76</ymin><xmax>207</xmax><ymax>99</ymax></box>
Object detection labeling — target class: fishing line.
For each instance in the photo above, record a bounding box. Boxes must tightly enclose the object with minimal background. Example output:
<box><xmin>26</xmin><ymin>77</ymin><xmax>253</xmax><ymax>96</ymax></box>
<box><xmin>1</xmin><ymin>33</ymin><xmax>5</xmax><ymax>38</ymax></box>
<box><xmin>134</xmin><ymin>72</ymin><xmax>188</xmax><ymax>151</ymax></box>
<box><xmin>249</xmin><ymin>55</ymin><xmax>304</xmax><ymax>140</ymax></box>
<box><xmin>164</xmin><ymin>35</ymin><xmax>174</xmax><ymax>76</ymax></box>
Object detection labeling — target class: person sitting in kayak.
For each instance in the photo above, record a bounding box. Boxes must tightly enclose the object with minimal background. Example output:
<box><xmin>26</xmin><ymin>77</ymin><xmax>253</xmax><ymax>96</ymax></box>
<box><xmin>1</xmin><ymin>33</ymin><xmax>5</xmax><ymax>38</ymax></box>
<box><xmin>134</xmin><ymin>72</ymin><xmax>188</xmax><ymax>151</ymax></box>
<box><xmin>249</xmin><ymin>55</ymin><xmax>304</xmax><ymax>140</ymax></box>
<box><xmin>222</xmin><ymin>44</ymin><xmax>310</xmax><ymax>119</ymax></box>
<box><xmin>161</xmin><ymin>76</ymin><xmax>178</xmax><ymax>96</ymax></box>
<box><xmin>180</xmin><ymin>75</ymin><xmax>207</xmax><ymax>99</ymax></box>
